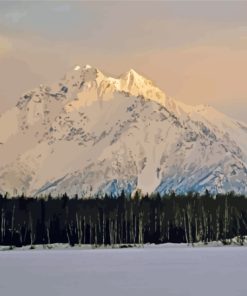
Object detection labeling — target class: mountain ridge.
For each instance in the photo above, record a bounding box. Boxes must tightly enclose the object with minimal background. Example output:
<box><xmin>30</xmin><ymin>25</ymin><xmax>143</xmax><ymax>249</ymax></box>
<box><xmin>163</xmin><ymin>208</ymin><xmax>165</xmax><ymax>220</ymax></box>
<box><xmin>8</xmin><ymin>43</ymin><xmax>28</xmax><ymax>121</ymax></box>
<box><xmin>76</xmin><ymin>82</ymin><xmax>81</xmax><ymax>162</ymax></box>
<box><xmin>0</xmin><ymin>65</ymin><xmax>246</xmax><ymax>197</ymax></box>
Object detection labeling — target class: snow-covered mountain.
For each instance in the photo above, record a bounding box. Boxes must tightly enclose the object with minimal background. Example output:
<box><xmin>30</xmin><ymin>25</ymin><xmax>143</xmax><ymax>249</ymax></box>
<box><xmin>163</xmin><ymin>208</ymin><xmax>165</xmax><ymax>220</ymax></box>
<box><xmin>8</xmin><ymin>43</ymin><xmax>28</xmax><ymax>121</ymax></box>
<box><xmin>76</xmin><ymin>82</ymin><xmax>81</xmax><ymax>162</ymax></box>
<box><xmin>0</xmin><ymin>64</ymin><xmax>247</xmax><ymax>197</ymax></box>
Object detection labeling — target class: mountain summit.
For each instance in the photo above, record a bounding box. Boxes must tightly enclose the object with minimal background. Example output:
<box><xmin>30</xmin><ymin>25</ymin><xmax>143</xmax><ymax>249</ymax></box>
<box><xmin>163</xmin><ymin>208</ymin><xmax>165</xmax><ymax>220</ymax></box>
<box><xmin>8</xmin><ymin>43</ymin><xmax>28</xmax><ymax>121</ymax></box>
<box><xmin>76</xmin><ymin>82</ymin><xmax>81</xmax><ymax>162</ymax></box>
<box><xmin>0</xmin><ymin>65</ymin><xmax>247</xmax><ymax>196</ymax></box>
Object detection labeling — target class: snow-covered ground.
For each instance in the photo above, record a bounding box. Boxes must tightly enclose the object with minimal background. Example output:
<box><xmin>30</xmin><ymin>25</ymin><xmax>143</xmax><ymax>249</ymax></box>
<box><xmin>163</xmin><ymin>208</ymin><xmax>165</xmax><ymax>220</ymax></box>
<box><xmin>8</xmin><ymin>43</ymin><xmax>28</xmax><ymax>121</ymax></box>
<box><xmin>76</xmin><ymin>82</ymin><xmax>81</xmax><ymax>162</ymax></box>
<box><xmin>0</xmin><ymin>246</ymin><xmax>247</xmax><ymax>296</ymax></box>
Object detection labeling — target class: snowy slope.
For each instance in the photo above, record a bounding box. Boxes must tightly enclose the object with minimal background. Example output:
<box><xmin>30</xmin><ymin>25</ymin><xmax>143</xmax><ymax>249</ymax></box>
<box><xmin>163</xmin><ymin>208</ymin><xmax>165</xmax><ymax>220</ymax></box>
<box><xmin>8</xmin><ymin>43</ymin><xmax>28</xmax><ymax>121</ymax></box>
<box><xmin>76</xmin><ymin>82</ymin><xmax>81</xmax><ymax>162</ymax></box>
<box><xmin>0</xmin><ymin>65</ymin><xmax>246</xmax><ymax>196</ymax></box>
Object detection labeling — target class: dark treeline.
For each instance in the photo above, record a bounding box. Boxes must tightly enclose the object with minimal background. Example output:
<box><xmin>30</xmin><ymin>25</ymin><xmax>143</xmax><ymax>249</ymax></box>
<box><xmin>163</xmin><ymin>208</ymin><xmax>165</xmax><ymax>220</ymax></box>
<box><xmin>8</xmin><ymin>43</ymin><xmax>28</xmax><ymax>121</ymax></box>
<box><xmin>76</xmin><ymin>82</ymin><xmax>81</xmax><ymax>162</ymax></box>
<box><xmin>0</xmin><ymin>191</ymin><xmax>247</xmax><ymax>247</ymax></box>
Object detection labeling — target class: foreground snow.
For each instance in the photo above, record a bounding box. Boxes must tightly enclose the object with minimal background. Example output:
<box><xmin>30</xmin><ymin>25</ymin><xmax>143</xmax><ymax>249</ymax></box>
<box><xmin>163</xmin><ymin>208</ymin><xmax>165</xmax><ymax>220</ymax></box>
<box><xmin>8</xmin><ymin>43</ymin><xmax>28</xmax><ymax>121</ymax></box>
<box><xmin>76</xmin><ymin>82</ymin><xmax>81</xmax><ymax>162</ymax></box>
<box><xmin>0</xmin><ymin>246</ymin><xmax>247</xmax><ymax>296</ymax></box>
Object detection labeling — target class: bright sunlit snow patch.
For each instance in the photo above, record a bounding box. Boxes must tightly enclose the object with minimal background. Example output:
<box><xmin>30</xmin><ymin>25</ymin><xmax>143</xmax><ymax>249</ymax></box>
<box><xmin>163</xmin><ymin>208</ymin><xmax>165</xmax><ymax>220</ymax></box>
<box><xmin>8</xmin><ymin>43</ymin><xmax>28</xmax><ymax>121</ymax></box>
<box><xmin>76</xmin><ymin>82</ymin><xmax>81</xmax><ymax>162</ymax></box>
<box><xmin>84</xmin><ymin>64</ymin><xmax>92</xmax><ymax>70</ymax></box>
<box><xmin>74</xmin><ymin>65</ymin><xmax>81</xmax><ymax>71</ymax></box>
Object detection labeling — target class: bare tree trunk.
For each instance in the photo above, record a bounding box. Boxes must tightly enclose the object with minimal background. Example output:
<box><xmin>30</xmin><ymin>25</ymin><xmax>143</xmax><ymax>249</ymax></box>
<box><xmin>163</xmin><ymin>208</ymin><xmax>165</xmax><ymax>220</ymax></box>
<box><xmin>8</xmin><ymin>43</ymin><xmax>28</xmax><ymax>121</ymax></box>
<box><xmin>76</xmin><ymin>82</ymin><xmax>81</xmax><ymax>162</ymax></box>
<box><xmin>195</xmin><ymin>216</ymin><xmax>198</xmax><ymax>242</ymax></box>
<box><xmin>76</xmin><ymin>212</ymin><xmax>82</xmax><ymax>246</ymax></box>
<box><xmin>134</xmin><ymin>215</ymin><xmax>137</xmax><ymax>243</ymax></box>
<box><xmin>187</xmin><ymin>204</ymin><xmax>193</xmax><ymax>245</ymax></box>
<box><xmin>167</xmin><ymin>219</ymin><xmax>170</xmax><ymax>242</ymax></box>
<box><xmin>125</xmin><ymin>210</ymin><xmax>128</xmax><ymax>243</ymax></box>
<box><xmin>215</xmin><ymin>207</ymin><xmax>220</xmax><ymax>241</ymax></box>
<box><xmin>46</xmin><ymin>226</ymin><xmax>51</xmax><ymax>245</ymax></box>
<box><xmin>138</xmin><ymin>212</ymin><xmax>143</xmax><ymax>246</ymax></box>
<box><xmin>83</xmin><ymin>215</ymin><xmax>86</xmax><ymax>244</ymax></box>
<box><xmin>115</xmin><ymin>213</ymin><xmax>118</xmax><ymax>244</ymax></box>
<box><xmin>89</xmin><ymin>216</ymin><xmax>92</xmax><ymax>245</ymax></box>
<box><xmin>202</xmin><ymin>205</ymin><xmax>208</xmax><ymax>244</ymax></box>
<box><xmin>66</xmin><ymin>221</ymin><xmax>71</xmax><ymax>246</ymax></box>
<box><xmin>29</xmin><ymin>212</ymin><xmax>35</xmax><ymax>248</ymax></box>
<box><xmin>10</xmin><ymin>204</ymin><xmax>15</xmax><ymax>248</ymax></box>
<box><xmin>94</xmin><ymin>222</ymin><xmax>97</xmax><ymax>246</ymax></box>
<box><xmin>224</xmin><ymin>197</ymin><xmax>229</xmax><ymax>242</ymax></box>
<box><xmin>183</xmin><ymin>210</ymin><xmax>189</xmax><ymax>245</ymax></box>
<box><xmin>102</xmin><ymin>212</ymin><xmax>105</xmax><ymax>245</ymax></box>
<box><xmin>19</xmin><ymin>227</ymin><xmax>23</xmax><ymax>246</ymax></box>
<box><xmin>1</xmin><ymin>208</ymin><xmax>5</xmax><ymax>243</ymax></box>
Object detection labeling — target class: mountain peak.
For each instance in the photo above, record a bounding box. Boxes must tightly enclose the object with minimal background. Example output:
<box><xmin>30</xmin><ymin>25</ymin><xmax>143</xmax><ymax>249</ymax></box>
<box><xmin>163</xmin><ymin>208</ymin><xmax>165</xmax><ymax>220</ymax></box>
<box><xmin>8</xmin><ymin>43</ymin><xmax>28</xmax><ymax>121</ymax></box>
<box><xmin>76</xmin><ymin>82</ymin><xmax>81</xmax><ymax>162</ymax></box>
<box><xmin>73</xmin><ymin>64</ymin><xmax>95</xmax><ymax>72</ymax></box>
<box><xmin>120</xmin><ymin>68</ymin><xmax>144</xmax><ymax>81</ymax></box>
<box><xmin>127</xmin><ymin>68</ymin><xmax>139</xmax><ymax>75</ymax></box>
<box><xmin>63</xmin><ymin>64</ymin><xmax>102</xmax><ymax>85</ymax></box>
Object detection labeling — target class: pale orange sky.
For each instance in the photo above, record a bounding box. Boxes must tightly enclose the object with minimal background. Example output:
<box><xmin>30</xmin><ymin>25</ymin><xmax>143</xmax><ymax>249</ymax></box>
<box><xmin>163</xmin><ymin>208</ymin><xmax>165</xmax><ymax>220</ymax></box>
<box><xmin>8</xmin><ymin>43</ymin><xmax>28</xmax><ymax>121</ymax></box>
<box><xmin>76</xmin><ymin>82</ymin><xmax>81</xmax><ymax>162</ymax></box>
<box><xmin>0</xmin><ymin>1</ymin><xmax>247</xmax><ymax>122</ymax></box>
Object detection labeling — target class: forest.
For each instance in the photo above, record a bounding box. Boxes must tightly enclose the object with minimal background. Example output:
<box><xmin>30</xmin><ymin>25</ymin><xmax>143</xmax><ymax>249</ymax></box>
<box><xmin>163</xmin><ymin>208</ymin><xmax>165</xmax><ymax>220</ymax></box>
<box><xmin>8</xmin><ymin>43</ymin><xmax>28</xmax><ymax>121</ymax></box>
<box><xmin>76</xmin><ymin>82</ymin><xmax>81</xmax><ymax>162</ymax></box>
<box><xmin>0</xmin><ymin>191</ymin><xmax>247</xmax><ymax>247</ymax></box>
